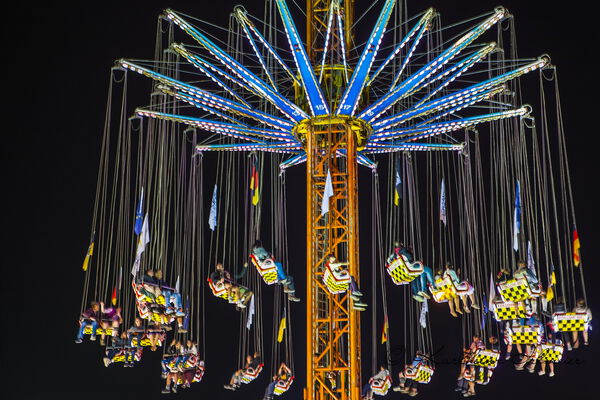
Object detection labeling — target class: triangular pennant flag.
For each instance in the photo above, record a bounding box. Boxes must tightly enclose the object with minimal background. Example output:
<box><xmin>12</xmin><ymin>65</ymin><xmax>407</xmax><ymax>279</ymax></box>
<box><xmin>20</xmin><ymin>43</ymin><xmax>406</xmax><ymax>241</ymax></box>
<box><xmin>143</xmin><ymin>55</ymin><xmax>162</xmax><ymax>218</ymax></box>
<box><xmin>246</xmin><ymin>295</ymin><xmax>255</xmax><ymax>330</ymax></box>
<box><xmin>175</xmin><ymin>275</ymin><xmax>180</xmax><ymax>293</ymax></box>
<box><xmin>381</xmin><ymin>315</ymin><xmax>389</xmax><ymax>344</ymax></box>
<box><xmin>573</xmin><ymin>226</ymin><xmax>581</xmax><ymax>267</ymax></box>
<box><xmin>82</xmin><ymin>233</ymin><xmax>95</xmax><ymax>272</ymax></box>
<box><xmin>488</xmin><ymin>273</ymin><xmax>495</xmax><ymax>311</ymax></box>
<box><xmin>394</xmin><ymin>157</ymin><xmax>402</xmax><ymax>206</ymax></box>
<box><xmin>131</xmin><ymin>214</ymin><xmax>150</xmax><ymax>276</ymax></box>
<box><xmin>321</xmin><ymin>169</ymin><xmax>334</xmax><ymax>216</ymax></box>
<box><xmin>134</xmin><ymin>188</ymin><xmax>144</xmax><ymax>235</ymax></box>
<box><xmin>419</xmin><ymin>300</ymin><xmax>429</xmax><ymax>328</ymax></box>
<box><xmin>209</xmin><ymin>184</ymin><xmax>218</xmax><ymax>231</ymax></box>
<box><xmin>550</xmin><ymin>264</ymin><xmax>557</xmax><ymax>285</ymax></box>
<box><xmin>277</xmin><ymin>311</ymin><xmax>287</xmax><ymax>343</ymax></box>
<box><xmin>546</xmin><ymin>284</ymin><xmax>554</xmax><ymax>302</ymax></box>
<box><xmin>440</xmin><ymin>179</ymin><xmax>447</xmax><ymax>226</ymax></box>
<box><xmin>111</xmin><ymin>287</ymin><xmax>117</xmax><ymax>306</ymax></box>
<box><xmin>513</xmin><ymin>180</ymin><xmax>521</xmax><ymax>251</ymax></box>
<box><xmin>250</xmin><ymin>158</ymin><xmax>260</xmax><ymax>206</ymax></box>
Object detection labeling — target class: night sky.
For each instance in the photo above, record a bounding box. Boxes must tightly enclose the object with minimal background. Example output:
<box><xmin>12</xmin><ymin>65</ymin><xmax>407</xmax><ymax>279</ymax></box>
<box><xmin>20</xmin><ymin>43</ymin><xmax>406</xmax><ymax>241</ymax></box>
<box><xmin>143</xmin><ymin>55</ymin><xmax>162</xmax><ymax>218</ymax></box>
<box><xmin>4</xmin><ymin>0</ymin><xmax>599</xmax><ymax>399</ymax></box>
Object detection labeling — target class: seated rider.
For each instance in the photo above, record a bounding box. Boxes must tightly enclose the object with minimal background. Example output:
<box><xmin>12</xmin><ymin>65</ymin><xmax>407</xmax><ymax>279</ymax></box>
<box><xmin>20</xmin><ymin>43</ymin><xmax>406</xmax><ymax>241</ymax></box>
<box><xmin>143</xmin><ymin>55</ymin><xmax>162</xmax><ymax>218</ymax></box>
<box><xmin>326</xmin><ymin>255</ymin><xmax>367</xmax><ymax>311</ymax></box>
<box><xmin>154</xmin><ymin>269</ymin><xmax>185</xmax><ymax>317</ymax></box>
<box><xmin>442</xmin><ymin>263</ymin><xmax>479</xmax><ymax>315</ymax></box>
<box><xmin>75</xmin><ymin>301</ymin><xmax>101</xmax><ymax>343</ymax></box>
<box><xmin>99</xmin><ymin>302</ymin><xmax>122</xmax><ymax>346</ymax></box>
<box><xmin>212</xmin><ymin>262</ymin><xmax>254</xmax><ymax>309</ymax></box>
<box><xmin>224</xmin><ymin>352</ymin><xmax>262</xmax><ymax>391</ymax></box>
<box><xmin>395</xmin><ymin>351</ymin><xmax>426</xmax><ymax>396</ymax></box>
<box><xmin>262</xmin><ymin>362</ymin><xmax>293</xmax><ymax>400</ymax></box>
<box><xmin>572</xmin><ymin>298</ymin><xmax>592</xmax><ymax>348</ymax></box>
<box><xmin>103</xmin><ymin>331</ymin><xmax>135</xmax><ymax>368</ymax></box>
<box><xmin>361</xmin><ymin>365</ymin><xmax>390</xmax><ymax>399</ymax></box>
<box><xmin>252</xmin><ymin>240</ymin><xmax>300</xmax><ymax>302</ymax></box>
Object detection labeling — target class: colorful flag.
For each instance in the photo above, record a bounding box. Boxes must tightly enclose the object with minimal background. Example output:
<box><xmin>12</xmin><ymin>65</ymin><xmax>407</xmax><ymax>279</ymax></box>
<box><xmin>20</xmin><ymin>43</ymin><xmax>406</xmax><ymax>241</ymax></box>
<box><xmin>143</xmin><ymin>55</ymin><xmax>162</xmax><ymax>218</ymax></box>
<box><xmin>419</xmin><ymin>300</ymin><xmax>428</xmax><ymax>328</ymax></box>
<box><xmin>394</xmin><ymin>158</ymin><xmax>402</xmax><ymax>206</ymax></box>
<box><xmin>550</xmin><ymin>264</ymin><xmax>557</xmax><ymax>285</ymax></box>
<box><xmin>573</xmin><ymin>226</ymin><xmax>581</xmax><ymax>267</ymax></box>
<box><xmin>134</xmin><ymin>187</ymin><xmax>144</xmax><ymax>235</ymax></box>
<box><xmin>321</xmin><ymin>169</ymin><xmax>334</xmax><ymax>216</ymax></box>
<box><xmin>527</xmin><ymin>241</ymin><xmax>536</xmax><ymax>276</ymax></box>
<box><xmin>250</xmin><ymin>159</ymin><xmax>260</xmax><ymax>206</ymax></box>
<box><xmin>209</xmin><ymin>184</ymin><xmax>218</xmax><ymax>231</ymax></box>
<box><xmin>277</xmin><ymin>311</ymin><xmax>287</xmax><ymax>343</ymax></box>
<box><xmin>131</xmin><ymin>213</ymin><xmax>150</xmax><ymax>276</ymax></box>
<box><xmin>246</xmin><ymin>294</ymin><xmax>255</xmax><ymax>330</ymax></box>
<box><xmin>82</xmin><ymin>233</ymin><xmax>95</xmax><ymax>271</ymax></box>
<box><xmin>546</xmin><ymin>285</ymin><xmax>554</xmax><ymax>303</ymax></box>
<box><xmin>111</xmin><ymin>287</ymin><xmax>117</xmax><ymax>306</ymax></box>
<box><xmin>381</xmin><ymin>315</ymin><xmax>389</xmax><ymax>344</ymax></box>
<box><xmin>440</xmin><ymin>179</ymin><xmax>447</xmax><ymax>225</ymax></box>
<box><xmin>513</xmin><ymin>180</ymin><xmax>521</xmax><ymax>251</ymax></box>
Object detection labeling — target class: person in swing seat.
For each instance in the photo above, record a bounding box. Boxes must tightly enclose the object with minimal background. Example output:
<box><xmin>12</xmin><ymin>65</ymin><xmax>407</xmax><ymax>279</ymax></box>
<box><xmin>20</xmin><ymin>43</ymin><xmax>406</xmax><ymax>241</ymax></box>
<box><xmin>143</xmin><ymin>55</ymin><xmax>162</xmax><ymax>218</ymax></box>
<box><xmin>361</xmin><ymin>365</ymin><xmax>390</xmax><ymax>400</ymax></box>
<box><xmin>262</xmin><ymin>362</ymin><xmax>292</xmax><ymax>400</ymax></box>
<box><xmin>326</xmin><ymin>255</ymin><xmax>367</xmax><ymax>311</ymax></box>
<box><xmin>572</xmin><ymin>298</ymin><xmax>592</xmax><ymax>348</ymax></box>
<box><xmin>251</xmin><ymin>240</ymin><xmax>301</xmax><ymax>302</ymax></box>
<box><xmin>443</xmin><ymin>263</ymin><xmax>480</xmax><ymax>315</ymax></box>
<box><xmin>75</xmin><ymin>301</ymin><xmax>101</xmax><ymax>343</ymax></box>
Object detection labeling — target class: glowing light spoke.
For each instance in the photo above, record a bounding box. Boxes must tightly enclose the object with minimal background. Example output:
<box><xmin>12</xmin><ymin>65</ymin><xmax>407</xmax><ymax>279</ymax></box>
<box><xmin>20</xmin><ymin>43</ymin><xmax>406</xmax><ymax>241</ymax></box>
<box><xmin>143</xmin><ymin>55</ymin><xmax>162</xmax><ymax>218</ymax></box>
<box><xmin>196</xmin><ymin>142</ymin><xmax>302</xmax><ymax>153</ymax></box>
<box><xmin>165</xmin><ymin>9</ymin><xmax>308</xmax><ymax>122</ymax></box>
<box><xmin>359</xmin><ymin>7</ymin><xmax>507</xmax><ymax>123</ymax></box>
<box><xmin>135</xmin><ymin>109</ymin><xmax>296</xmax><ymax>143</ymax></box>
<box><xmin>279</xmin><ymin>153</ymin><xmax>307</xmax><ymax>170</ymax></box>
<box><xmin>275</xmin><ymin>0</ymin><xmax>329</xmax><ymax>116</ymax></box>
<box><xmin>371</xmin><ymin>107</ymin><xmax>530</xmax><ymax>142</ymax></box>
<box><xmin>318</xmin><ymin>1</ymin><xmax>336</xmax><ymax>84</ymax></box>
<box><xmin>337</xmin><ymin>0</ymin><xmax>395</xmax><ymax>116</ymax></box>
<box><xmin>390</xmin><ymin>19</ymin><xmax>429</xmax><ymax>89</ymax></box>
<box><xmin>364</xmin><ymin>142</ymin><xmax>465</xmax><ymax>153</ymax></box>
<box><xmin>368</xmin><ymin>8</ymin><xmax>435</xmax><ymax>86</ymax></box>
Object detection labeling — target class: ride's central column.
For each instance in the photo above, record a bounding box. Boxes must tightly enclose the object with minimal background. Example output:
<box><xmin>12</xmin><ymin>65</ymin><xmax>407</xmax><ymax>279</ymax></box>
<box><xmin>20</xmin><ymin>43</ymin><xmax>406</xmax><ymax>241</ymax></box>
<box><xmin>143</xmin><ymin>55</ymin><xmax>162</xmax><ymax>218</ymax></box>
<box><xmin>300</xmin><ymin>116</ymin><xmax>363</xmax><ymax>400</ymax></box>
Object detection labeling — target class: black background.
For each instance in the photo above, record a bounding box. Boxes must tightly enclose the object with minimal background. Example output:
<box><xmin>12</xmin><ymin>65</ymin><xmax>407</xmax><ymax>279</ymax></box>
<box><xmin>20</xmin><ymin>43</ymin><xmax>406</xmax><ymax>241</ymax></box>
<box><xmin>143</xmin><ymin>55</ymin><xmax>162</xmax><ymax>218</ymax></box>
<box><xmin>4</xmin><ymin>0</ymin><xmax>599</xmax><ymax>399</ymax></box>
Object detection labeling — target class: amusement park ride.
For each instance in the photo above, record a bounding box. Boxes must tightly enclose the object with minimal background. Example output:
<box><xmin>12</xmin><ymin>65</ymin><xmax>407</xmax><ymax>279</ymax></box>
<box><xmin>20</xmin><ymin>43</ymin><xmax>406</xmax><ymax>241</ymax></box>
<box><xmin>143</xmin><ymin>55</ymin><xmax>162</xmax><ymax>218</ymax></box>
<box><xmin>77</xmin><ymin>1</ymin><xmax>589</xmax><ymax>399</ymax></box>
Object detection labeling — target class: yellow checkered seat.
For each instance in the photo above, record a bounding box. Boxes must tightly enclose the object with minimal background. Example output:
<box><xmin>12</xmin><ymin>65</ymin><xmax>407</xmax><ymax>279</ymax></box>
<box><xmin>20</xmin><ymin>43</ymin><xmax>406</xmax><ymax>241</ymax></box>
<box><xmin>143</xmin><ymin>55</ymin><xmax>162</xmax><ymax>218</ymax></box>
<box><xmin>370</xmin><ymin>375</ymin><xmax>392</xmax><ymax>396</ymax></box>
<box><xmin>131</xmin><ymin>333</ymin><xmax>164</xmax><ymax>347</ymax></box>
<box><xmin>273</xmin><ymin>376</ymin><xmax>294</xmax><ymax>395</ymax></box>
<box><xmin>497</xmin><ymin>277</ymin><xmax>540</xmax><ymax>302</ymax></box>
<box><xmin>470</xmin><ymin>349</ymin><xmax>500</xmax><ymax>368</ymax></box>
<box><xmin>250</xmin><ymin>254</ymin><xmax>279</xmax><ymax>285</ymax></box>
<box><xmin>385</xmin><ymin>255</ymin><xmax>423</xmax><ymax>285</ymax></box>
<box><xmin>82</xmin><ymin>324</ymin><xmax>116</xmax><ymax>337</ymax></box>
<box><xmin>508</xmin><ymin>324</ymin><xmax>541</xmax><ymax>345</ymax></box>
<box><xmin>552</xmin><ymin>312</ymin><xmax>589</xmax><ymax>332</ymax></box>
<box><xmin>323</xmin><ymin>263</ymin><xmax>352</xmax><ymax>294</ymax></box>
<box><xmin>404</xmin><ymin>363</ymin><xmax>434</xmax><ymax>384</ymax></box>
<box><xmin>491</xmin><ymin>299</ymin><xmax>528</xmax><ymax>321</ymax></box>
<box><xmin>429</xmin><ymin>276</ymin><xmax>455</xmax><ymax>303</ymax></box>
<box><xmin>207</xmin><ymin>278</ymin><xmax>240</xmax><ymax>304</ymax></box>
<box><xmin>241</xmin><ymin>363</ymin><xmax>264</xmax><ymax>383</ymax></box>
<box><xmin>535</xmin><ymin>343</ymin><xmax>564</xmax><ymax>362</ymax></box>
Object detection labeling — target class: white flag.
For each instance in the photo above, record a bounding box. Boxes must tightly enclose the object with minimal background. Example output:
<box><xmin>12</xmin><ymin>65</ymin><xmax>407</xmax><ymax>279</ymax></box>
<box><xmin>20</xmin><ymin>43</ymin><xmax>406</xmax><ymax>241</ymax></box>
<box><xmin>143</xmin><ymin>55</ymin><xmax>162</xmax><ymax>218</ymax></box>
<box><xmin>321</xmin><ymin>169</ymin><xmax>334</xmax><ymax>216</ymax></box>
<box><xmin>419</xmin><ymin>300</ymin><xmax>428</xmax><ymax>328</ymax></box>
<box><xmin>246</xmin><ymin>294</ymin><xmax>255</xmax><ymax>330</ymax></box>
<box><xmin>440</xmin><ymin>179</ymin><xmax>447</xmax><ymax>226</ymax></box>
<box><xmin>513</xmin><ymin>180</ymin><xmax>521</xmax><ymax>251</ymax></box>
<box><xmin>527</xmin><ymin>241</ymin><xmax>536</xmax><ymax>276</ymax></box>
<box><xmin>131</xmin><ymin>213</ymin><xmax>150</xmax><ymax>276</ymax></box>
<box><xmin>209</xmin><ymin>184</ymin><xmax>218</xmax><ymax>231</ymax></box>
<box><xmin>488</xmin><ymin>273</ymin><xmax>495</xmax><ymax>310</ymax></box>
<box><xmin>175</xmin><ymin>275</ymin><xmax>180</xmax><ymax>293</ymax></box>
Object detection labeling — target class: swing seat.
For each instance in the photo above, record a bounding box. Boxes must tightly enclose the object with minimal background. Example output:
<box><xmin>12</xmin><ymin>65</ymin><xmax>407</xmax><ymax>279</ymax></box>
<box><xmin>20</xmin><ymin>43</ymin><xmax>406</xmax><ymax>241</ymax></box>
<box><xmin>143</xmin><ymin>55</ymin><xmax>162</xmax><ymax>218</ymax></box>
<box><xmin>109</xmin><ymin>347</ymin><xmax>143</xmax><ymax>363</ymax></box>
<box><xmin>131</xmin><ymin>333</ymin><xmax>164</xmax><ymax>347</ymax></box>
<box><xmin>404</xmin><ymin>363</ymin><xmax>434</xmax><ymax>384</ymax></box>
<box><xmin>475</xmin><ymin>367</ymin><xmax>494</xmax><ymax>385</ymax></box>
<box><xmin>385</xmin><ymin>255</ymin><xmax>423</xmax><ymax>285</ymax></box>
<box><xmin>497</xmin><ymin>277</ymin><xmax>539</xmax><ymax>302</ymax></box>
<box><xmin>192</xmin><ymin>364</ymin><xmax>206</xmax><ymax>383</ymax></box>
<box><xmin>552</xmin><ymin>312</ymin><xmax>589</xmax><ymax>332</ymax></box>
<box><xmin>273</xmin><ymin>376</ymin><xmax>294</xmax><ymax>395</ymax></box>
<box><xmin>535</xmin><ymin>343</ymin><xmax>564</xmax><ymax>362</ymax></box>
<box><xmin>241</xmin><ymin>363</ymin><xmax>264</xmax><ymax>383</ymax></box>
<box><xmin>131</xmin><ymin>280</ymin><xmax>167</xmax><ymax>305</ymax></box>
<box><xmin>323</xmin><ymin>263</ymin><xmax>351</xmax><ymax>294</ymax></box>
<box><xmin>508</xmin><ymin>324</ymin><xmax>541</xmax><ymax>345</ymax></box>
<box><xmin>250</xmin><ymin>254</ymin><xmax>279</xmax><ymax>285</ymax></box>
<box><xmin>207</xmin><ymin>278</ymin><xmax>241</xmax><ymax>304</ymax></box>
<box><xmin>429</xmin><ymin>276</ymin><xmax>455</xmax><ymax>302</ymax></box>
<box><xmin>370</xmin><ymin>375</ymin><xmax>392</xmax><ymax>396</ymax></box>
<box><xmin>470</xmin><ymin>349</ymin><xmax>500</xmax><ymax>368</ymax></box>
<box><xmin>82</xmin><ymin>325</ymin><xmax>116</xmax><ymax>337</ymax></box>
<box><xmin>492</xmin><ymin>299</ymin><xmax>529</xmax><ymax>321</ymax></box>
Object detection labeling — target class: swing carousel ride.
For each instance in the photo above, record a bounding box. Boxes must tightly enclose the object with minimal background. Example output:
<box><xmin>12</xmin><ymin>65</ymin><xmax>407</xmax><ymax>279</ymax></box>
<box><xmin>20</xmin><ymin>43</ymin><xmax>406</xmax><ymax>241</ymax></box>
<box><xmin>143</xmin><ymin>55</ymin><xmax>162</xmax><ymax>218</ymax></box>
<box><xmin>76</xmin><ymin>0</ymin><xmax>590</xmax><ymax>399</ymax></box>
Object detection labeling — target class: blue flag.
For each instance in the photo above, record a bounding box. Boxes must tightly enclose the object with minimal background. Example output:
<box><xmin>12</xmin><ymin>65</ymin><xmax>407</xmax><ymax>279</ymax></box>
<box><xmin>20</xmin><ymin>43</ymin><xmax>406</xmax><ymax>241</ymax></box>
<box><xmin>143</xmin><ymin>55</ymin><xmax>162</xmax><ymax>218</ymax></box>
<box><xmin>134</xmin><ymin>187</ymin><xmax>144</xmax><ymax>235</ymax></box>
<box><xmin>513</xmin><ymin>180</ymin><xmax>521</xmax><ymax>251</ymax></box>
<box><xmin>394</xmin><ymin>157</ymin><xmax>402</xmax><ymax>206</ymax></box>
<box><xmin>440</xmin><ymin>179</ymin><xmax>447</xmax><ymax>225</ymax></box>
<box><xmin>209</xmin><ymin>184</ymin><xmax>218</xmax><ymax>231</ymax></box>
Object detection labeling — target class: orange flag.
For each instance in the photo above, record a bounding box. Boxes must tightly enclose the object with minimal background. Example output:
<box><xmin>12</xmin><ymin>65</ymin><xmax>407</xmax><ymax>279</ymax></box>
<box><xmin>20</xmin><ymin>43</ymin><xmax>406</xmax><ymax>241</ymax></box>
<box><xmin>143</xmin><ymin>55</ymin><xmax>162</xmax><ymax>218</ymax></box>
<box><xmin>573</xmin><ymin>227</ymin><xmax>581</xmax><ymax>267</ymax></box>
